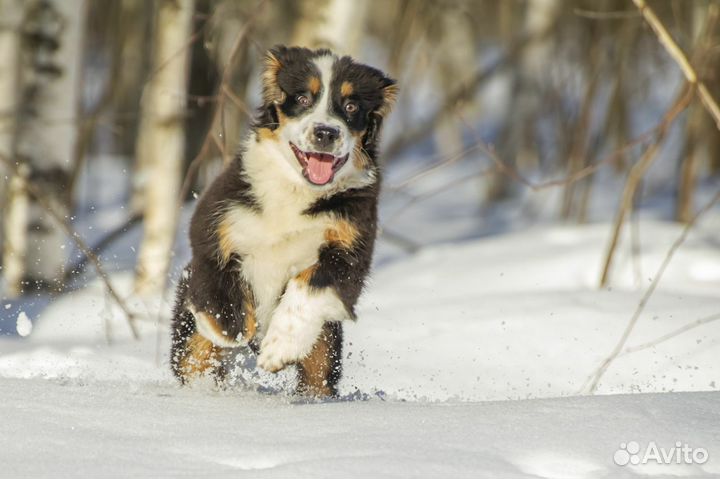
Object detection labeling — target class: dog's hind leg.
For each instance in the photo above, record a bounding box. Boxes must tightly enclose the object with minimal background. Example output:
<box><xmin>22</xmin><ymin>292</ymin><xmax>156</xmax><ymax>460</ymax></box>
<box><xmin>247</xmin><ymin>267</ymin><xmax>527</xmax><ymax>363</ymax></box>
<box><xmin>170</xmin><ymin>308</ymin><xmax>226</xmax><ymax>385</ymax></box>
<box><xmin>297</xmin><ymin>322</ymin><xmax>343</xmax><ymax>397</ymax></box>
<box><xmin>170</xmin><ymin>267</ymin><xmax>227</xmax><ymax>385</ymax></box>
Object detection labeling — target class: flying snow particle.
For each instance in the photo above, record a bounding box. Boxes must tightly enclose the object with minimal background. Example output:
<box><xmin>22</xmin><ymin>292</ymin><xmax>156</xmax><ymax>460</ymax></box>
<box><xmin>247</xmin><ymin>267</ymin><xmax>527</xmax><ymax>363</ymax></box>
<box><xmin>16</xmin><ymin>311</ymin><xmax>32</xmax><ymax>337</ymax></box>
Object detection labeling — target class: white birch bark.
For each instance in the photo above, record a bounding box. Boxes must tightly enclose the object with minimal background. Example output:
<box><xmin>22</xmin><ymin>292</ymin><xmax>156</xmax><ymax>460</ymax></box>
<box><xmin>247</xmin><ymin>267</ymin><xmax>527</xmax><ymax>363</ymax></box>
<box><xmin>0</xmin><ymin>0</ymin><xmax>25</xmax><ymax>295</ymax></box>
<box><xmin>1</xmin><ymin>0</ymin><xmax>85</xmax><ymax>295</ymax></box>
<box><xmin>134</xmin><ymin>0</ymin><xmax>194</xmax><ymax>295</ymax></box>
<box><xmin>292</xmin><ymin>0</ymin><xmax>368</xmax><ymax>55</ymax></box>
<box><xmin>2</xmin><ymin>168</ymin><xmax>29</xmax><ymax>296</ymax></box>
<box><xmin>26</xmin><ymin>0</ymin><xmax>86</xmax><ymax>286</ymax></box>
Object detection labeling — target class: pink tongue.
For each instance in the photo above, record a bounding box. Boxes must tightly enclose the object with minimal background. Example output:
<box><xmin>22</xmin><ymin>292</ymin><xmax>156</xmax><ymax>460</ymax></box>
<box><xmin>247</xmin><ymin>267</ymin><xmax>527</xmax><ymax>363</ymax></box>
<box><xmin>306</xmin><ymin>155</ymin><xmax>334</xmax><ymax>185</ymax></box>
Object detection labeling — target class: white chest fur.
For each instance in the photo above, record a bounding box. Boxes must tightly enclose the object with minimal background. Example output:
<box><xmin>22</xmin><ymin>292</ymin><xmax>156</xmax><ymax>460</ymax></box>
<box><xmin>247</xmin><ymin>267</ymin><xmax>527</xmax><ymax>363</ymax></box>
<box><xmin>221</xmin><ymin>199</ymin><xmax>329</xmax><ymax>336</ymax></box>
<box><xmin>220</xmin><ymin>139</ymin><xmax>335</xmax><ymax>336</ymax></box>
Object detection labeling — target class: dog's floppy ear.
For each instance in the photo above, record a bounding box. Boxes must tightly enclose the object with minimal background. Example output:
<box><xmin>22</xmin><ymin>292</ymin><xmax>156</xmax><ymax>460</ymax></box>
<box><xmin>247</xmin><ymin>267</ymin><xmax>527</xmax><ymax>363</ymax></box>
<box><xmin>377</xmin><ymin>76</ymin><xmax>398</xmax><ymax>118</ymax></box>
<box><xmin>262</xmin><ymin>45</ymin><xmax>288</xmax><ymax>105</ymax></box>
<box><xmin>363</xmin><ymin>76</ymin><xmax>396</xmax><ymax>148</ymax></box>
<box><xmin>363</xmin><ymin>76</ymin><xmax>397</xmax><ymax>149</ymax></box>
<box><xmin>363</xmin><ymin>113</ymin><xmax>383</xmax><ymax>151</ymax></box>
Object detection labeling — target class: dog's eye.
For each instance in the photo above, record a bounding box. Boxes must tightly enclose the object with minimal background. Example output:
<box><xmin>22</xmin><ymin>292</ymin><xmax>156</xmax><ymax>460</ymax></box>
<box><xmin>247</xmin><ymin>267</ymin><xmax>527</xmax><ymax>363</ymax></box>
<box><xmin>296</xmin><ymin>95</ymin><xmax>311</xmax><ymax>107</ymax></box>
<box><xmin>344</xmin><ymin>102</ymin><xmax>358</xmax><ymax>114</ymax></box>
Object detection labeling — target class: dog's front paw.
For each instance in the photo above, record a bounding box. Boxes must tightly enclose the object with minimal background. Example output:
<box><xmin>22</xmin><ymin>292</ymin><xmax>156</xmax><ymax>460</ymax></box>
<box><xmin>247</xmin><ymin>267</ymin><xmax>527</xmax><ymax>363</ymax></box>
<box><xmin>257</xmin><ymin>327</ymin><xmax>314</xmax><ymax>373</ymax></box>
<box><xmin>257</xmin><ymin>279</ymin><xmax>347</xmax><ymax>373</ymax></box>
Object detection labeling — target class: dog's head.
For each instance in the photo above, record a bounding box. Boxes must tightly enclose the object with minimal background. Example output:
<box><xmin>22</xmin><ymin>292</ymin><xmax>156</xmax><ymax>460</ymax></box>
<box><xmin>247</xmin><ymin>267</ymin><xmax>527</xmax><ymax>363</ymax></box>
<box><xmin>253</xmin><ymin>46</ymin><xmax>396</xmax><ymax>189</ymax></box>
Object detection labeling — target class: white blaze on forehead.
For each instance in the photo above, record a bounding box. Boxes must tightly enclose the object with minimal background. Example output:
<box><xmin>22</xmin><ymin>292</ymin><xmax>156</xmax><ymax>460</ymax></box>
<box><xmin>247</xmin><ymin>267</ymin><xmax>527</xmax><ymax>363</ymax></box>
<box><xmin>277</xmin><ymin>53</ymin><xmax>347</xmax><ymax>156</ymax></box>
<box><xmin>309</xmin><ymin>54</ymin><xmax>337</xmax><ymax>125</ymax></box>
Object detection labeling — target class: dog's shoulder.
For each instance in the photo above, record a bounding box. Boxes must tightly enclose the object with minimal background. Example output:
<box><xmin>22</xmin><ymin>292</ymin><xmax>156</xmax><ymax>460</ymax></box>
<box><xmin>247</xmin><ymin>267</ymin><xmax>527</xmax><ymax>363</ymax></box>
<box><xmin>189</xmin><ymin>156</ymin><xmax>257</xmax><ymax>259</ymax></box>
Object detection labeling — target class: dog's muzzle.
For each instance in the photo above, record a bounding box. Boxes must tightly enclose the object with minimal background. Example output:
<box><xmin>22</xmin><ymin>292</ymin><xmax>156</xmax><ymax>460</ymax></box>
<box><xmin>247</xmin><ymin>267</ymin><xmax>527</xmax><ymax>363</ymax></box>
<box><xmin>290</xmin><ymin>142</ymin><xmax>349</xmax><ymax>186</ymax></box>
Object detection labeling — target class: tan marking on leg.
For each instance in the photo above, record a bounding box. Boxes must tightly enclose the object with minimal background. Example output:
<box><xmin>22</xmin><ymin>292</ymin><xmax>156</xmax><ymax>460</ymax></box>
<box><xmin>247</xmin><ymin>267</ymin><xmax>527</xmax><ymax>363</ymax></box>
<box><xmin>216</xmin><ymin>216</ymin><xmax>235</xmax><ymax>267</ymax></box>
<box><xmin>295</xmin><ymin>264</ymin><xmax>319</xmax><ymax>286</ymax></box>
<box><xmin>241</xmin><ymin>282</ymin><xmax>257</xmax><ymax>341</ymax></box>
<box><xmin>297</xmin><ymin>329</ymin><xmax>334</xmax><ymax>397</ymax></box>
<box><xmin>340</xmin><ymin>81</ymin><xmax>354</xmax><ymax>97</ymax></box>
<box><xmin>179</xmin><ymin>333</ymin><xmax>222</xmax><ymax>380</ymax></box>
<box><xmin>324</xmin><ymin>219</ymin><xmax>359</xmax><ymax>249</ymax></box>
<box><xmin>308</xmin><ymin>76</ymin><xmax>321</xmax><ymax>95</ymax></box>
<box><xmin>195</xmin><ymin>309</ymin><xmax>227</xmax><ymax>339</ymax></box>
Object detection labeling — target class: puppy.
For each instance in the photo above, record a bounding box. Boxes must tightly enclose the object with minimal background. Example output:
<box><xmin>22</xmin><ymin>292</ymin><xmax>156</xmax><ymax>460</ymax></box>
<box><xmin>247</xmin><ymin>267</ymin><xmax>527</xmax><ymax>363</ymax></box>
<box><xmin>170</xmin><ymin>46</ymin><xmax>396</xmax><ymax>396</ymax></box>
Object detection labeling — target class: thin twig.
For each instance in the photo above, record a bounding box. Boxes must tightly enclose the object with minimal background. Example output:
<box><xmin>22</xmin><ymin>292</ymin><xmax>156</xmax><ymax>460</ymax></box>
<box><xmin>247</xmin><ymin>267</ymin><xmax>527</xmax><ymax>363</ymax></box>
<box><xmin>176</xmin><ymin>2</ymin><xmax>263</xmax><ymax>205</ymax></box>
<box><xmin>383</xmin><ymin>31</ymin><xmax>541</xmax><ymax>160</ymax></box>
<box><xmin>385</xmin><ymin>166</ymin><xmax>497</xmax><ymax>224</ymax></box>
<box><xmin>386</xmin><ymin>143</ymin><xmax>485</xmax><ymax>191</ymax></box>
<box><xmin>574</xmin><ymin>8</ymin><xmax>639</xmax><ymax>20</ymax></box>
<box><xmin>629</xmin><ymin>180</ymin><xmax>643</xmax><ymax>287</ymax></box>
<box><xmin>581</xmin><ymin>188</ymin><xmax>720</xmax><ymax>394</ymax></box>
<box><xmin>599</xmin><ymin>85</ymin><xmax>693</xmax><ymax>287</ymax></box>
<box><xmin>407</xmin><ymin>94</ymin><xmax>691</xmax><ymax>198</ymax></box>
<box><xmin>63</xmin><ymin>212</ymin><xmax>144</xmax><ymax>283</ymax></box>
<box><xmin>633</xmin><ymin>0</ymin><xmax>720</xmax><ymax>131</ymax></box>
<box><xmin>145</xmin><ymin>28</ymin><xmax>203</xmax><ymax>83</ymax></box>
<box><xmin>621</xmin><ymin>313</ymin><xmax>720</xmax><ymax>356</ymax></box>
<box><xmin>0</xmin><ymin>154</ymin><xmax>139</xmax><ymax>339</ymax></box>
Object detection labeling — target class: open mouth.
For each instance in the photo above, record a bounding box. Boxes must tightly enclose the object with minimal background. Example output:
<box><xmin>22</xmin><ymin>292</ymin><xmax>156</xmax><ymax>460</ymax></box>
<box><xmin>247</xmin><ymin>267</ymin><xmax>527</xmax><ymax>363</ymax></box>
<box><xmin>290</xmin><ymin>142</ymin><xmax>349</xmax><ymax>186</ymax></box>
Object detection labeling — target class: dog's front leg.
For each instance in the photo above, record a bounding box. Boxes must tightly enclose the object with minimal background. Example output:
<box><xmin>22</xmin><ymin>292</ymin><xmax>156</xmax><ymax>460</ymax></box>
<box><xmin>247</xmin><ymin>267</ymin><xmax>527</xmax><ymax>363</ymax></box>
<box><xmin>257</xmin><ymin>218</ymin><xmax>374</xmax><ymax>395</ymax></box>
<box><xmin>257</xmin><ymin>269</ymin><xmax>349</xmax><ymax>374</ymax></box>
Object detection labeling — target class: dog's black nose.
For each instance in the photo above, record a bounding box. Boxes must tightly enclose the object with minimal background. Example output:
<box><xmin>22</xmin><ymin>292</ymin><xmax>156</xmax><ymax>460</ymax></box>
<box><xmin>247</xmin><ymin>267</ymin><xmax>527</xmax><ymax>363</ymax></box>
<box><xmin>313</xmin><ymin>124</ymin><xmax>340</xmax><ymax>148</ymax></box>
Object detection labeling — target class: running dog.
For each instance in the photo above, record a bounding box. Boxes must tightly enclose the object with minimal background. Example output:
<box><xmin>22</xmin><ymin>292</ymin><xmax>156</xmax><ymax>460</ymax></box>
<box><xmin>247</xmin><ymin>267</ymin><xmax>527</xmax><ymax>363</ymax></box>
<box><xmin>170</xmin><ymin>46</ymin><xmax>396</xmax><ymax>396</ymax></box>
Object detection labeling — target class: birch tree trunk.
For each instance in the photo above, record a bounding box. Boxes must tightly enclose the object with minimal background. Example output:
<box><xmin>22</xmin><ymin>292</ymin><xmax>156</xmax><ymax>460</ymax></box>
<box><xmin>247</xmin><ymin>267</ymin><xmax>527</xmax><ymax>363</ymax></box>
<box><xmin>292</xmin><ymin>0</ymin><xmax>368</xmax><ymax>55</ymax></box>
<box><xmin>0</xmin><ymin>0</ymin><xmax>25</xmax><ymax>295</ymax></box>
<box><xmin>134</xmin><ymin>0</ymin><xmax>194</xmax><ymax>295</ymax></box>
<box><xmin>488</xmin><ymin>0</ymin><xmax>561</xmax><ymax>203</ymax></box>
<box><xmin>111</xmin><ymin>0</ymin><xmax>153</xmax><ymax>158</ymax></box>
<box><xmin>1</xmin><ymin>0</ymin><xmax>86</xmax><ymax>296</ymax></box>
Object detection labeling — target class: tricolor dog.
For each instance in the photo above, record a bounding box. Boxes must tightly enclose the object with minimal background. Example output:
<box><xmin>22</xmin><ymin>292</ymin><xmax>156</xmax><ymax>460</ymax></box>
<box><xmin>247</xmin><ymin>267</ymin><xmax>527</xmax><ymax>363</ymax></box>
<box><xmin>170</xmin><ymin>46</ymin><xmax>396</xmax><ymax>396</ymax></box>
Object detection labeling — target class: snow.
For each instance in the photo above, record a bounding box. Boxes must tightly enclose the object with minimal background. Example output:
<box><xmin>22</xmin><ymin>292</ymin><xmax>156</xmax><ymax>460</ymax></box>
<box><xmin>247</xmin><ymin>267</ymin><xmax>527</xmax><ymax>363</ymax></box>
<box><xmin>1</xmin><ymin>210</ymin><xmax>719</xmax><ymax>475</ymax></box>
<box><xmin>15</xmin><ymin>311</ymin><xmax>31</xmax><ymax>337</ymax></box>
<box><xmin>345</xmin><ymin>220</ymin><xmax>720</xmax><ymax>401</ymax></box>
<box><xmin>1</xmin><ymin>378</ymin><xmax>718</xmax><ymax>478</ymax></box>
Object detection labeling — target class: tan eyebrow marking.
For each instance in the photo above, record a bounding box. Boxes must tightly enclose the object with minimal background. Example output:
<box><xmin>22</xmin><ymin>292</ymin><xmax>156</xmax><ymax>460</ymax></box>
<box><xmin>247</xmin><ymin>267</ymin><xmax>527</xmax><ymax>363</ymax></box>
<box><xmin>341</xmin><ymin>81</ymin><xmax>354</xmax><ymax>97</ymax></box>
<box><xmin>309</xmin><ymin>76</ymin><xmax>321</xmax><ymax>95</ymax></box>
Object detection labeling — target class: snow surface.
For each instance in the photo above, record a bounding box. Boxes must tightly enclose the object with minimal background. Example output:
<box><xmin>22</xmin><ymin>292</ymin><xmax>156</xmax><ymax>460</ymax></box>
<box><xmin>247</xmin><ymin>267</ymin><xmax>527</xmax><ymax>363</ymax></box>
<box><xmin>1</xmin><ymin>210</ymin><xmax>719</xmax><ymax>476</ymax></box>
<box><xmin>2</xmin><ymin>378</ymin><xmax>719</xmax><ymax>478</ymax></box>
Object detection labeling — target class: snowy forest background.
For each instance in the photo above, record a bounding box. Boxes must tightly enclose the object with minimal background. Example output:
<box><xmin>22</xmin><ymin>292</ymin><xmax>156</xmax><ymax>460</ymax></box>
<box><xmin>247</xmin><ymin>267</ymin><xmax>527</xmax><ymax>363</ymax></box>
<box><xmin>1</xmin><ymin>0</ymin><xmax>720</xmax><ymax>477</ymax></box>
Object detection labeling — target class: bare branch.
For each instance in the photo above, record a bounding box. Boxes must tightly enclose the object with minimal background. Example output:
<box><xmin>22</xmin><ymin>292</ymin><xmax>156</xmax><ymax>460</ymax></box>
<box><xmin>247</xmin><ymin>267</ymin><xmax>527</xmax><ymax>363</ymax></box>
<box><xmin>621</xmin><ymin>313</ymin><xmax>720</xmax><ymax>356</ymax></box>
<box><xmin>451</xmin><ymin>87</ymin><xmax>689</xmax><ymax>194</ymax></box>
<box><xmin>633</xmin><ymin>0</ymin><xmax>720</xmax><ymax>131</ymax></box>
<box><xmin>0</xmin><ymin>153</ymin><xmax>139</xmax><ymax>339</ymax></box>
<box><xmin>599</xmin><ymin>86</ymin><xmax>694</xmax><ymax>287</ymax></box>
<box><xmin>581</xmin><ymin>188</ymin><xmax>720</xmax><ymax>394</ymax></box>
<box><xmin>383</xmin><ymin>31</ymin><xmax>541</xmax><ymax>160</ymax></box>
<box><xmin>573</xmin><ymin>8</ymin><xmax>639</xmax><ymax>20</ymax></box>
